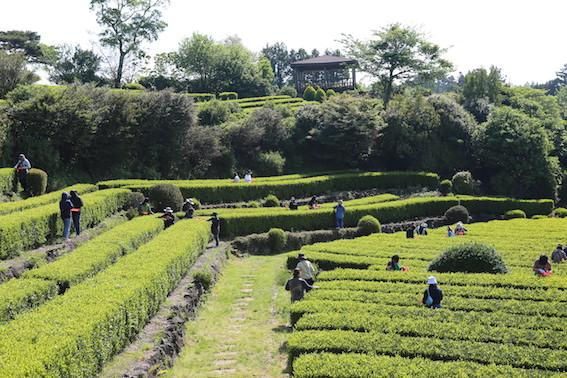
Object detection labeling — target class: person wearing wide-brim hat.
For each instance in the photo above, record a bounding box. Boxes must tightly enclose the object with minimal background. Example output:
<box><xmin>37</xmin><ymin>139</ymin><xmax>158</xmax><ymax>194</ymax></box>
<box><xmin>422</xmin><ymin>276</ymin><xmax>443</xmax><ymax>308</ymax></box>
<box><xmin>296</xmin><ymin>253</ymin><xmax>316</xmax><ymax>285</ymax></box>
<box><xmin>157</xmin><ymin>207</ymin><xmax>175</xmax><ymax>228</ymax></box>
<box><xmin>289</xmin><ymin>196</ymin><xmax>298</xmax><ymax>210</ymax></box>
<box><xmin>552</xmin><ymin>244</ymin><xmax>567</xmax><ymax>264</ymax></box>
<box><xmin>207</xmin><ymin>212</ymin><xmax>221</xmax><ymax>247</ymax></box>
<box><xmin>182</xmin><ymin>198</ymin><xmax>195</xmax><ymax>219</ymax></box>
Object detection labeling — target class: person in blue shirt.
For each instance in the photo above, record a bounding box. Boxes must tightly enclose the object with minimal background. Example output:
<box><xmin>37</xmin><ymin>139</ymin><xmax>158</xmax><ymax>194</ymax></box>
<box><xmin>333</xmin><ymin>200</ymin><xmax>346</xmax><ymax>229</ymax></box>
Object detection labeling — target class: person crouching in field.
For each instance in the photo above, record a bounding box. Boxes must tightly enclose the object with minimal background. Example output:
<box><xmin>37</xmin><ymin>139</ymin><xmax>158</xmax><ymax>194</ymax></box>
<box><xmin>285</xmin><ymin>268</ymin><xmax>318</xmax><ymax>303</ymax></box>
<box><xmin>551</xmin><ymin>244</ymin><xmax>566</xmax><ymax>264</ymax></box>
<box><xmin>157</xmin><ymin>207</ymin><xmax>175</xmax><ymax>229</ymax></box>
<box><xmin>386</xmin><ymin>255</ymin><xmax>409</xmax><ymax>271</ymax></box>
<box><xmin>422</xmin><ymin>276</ymin><xmax>443</xmax><ymax>308</ymax></box>
<box><xmin>533</xmin><ymin>254</ymin><xmax>553</xmax><ymax>275</ymax></box>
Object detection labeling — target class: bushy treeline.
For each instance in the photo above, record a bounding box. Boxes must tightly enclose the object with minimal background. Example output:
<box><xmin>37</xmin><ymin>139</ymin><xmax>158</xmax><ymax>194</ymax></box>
<box><xmin>1</xmin><ymin>83</ymin><xmax>566</xmax><ymax>200</ymax></box>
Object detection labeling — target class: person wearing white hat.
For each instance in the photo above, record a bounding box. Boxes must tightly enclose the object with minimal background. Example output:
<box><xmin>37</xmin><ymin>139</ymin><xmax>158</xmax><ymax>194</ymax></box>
<box><xmin>416</xmin><ymin>222</ymin><xmax>428</xmax><ymax>236</ymax></box>
<box><xmin>182</xmin><ymin>198</ymin><xmax>195</xmax><ymax>219</ymax></box>
<box><xmin>289</xmin><ymin>197</ymin><xmax>298</xmax><ymax>210</ymax></box>
<box><xmin>157</xmin><ymin>207</ymin><xmax>175</xmax><ymax>228</ymax></box>
<box><xmin>422</xmin><ymin>276</ymin><xmax>443</xmax><ymax>308</ymax></box>
<box><xmin>14</xmin><ymin>153</ymin><xmax>31</xmax><ymax>191</ymax></box>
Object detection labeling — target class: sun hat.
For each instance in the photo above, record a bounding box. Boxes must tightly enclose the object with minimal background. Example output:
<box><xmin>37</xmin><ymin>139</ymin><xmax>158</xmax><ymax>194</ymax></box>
<box><xmin>558</xmin><ymin>244</ymin><xmax>563</xmax><ymax>249</ymax></box>
<box><xmin>427</xmin><ymin>276</ymin><xmax>437</xmax><ymax>285</ymax></box>
<box><xmin>212</xmin><ymin>211</ymin><xmax>218</xmax><ymax>216</ymax></box>
<box><xmin>421</xmin><ymin>223</ymin><xmax>428</xmax><ymax>228</ymax></box>
<box><xmin>164</xmin><ymin>207</ymin><xmax>173</xmax><ymax>213</ymax></box>
<box><xmin>298</xmin><ymin>253</ymin><xmax>306</xmax><ymax>260</ymax></box>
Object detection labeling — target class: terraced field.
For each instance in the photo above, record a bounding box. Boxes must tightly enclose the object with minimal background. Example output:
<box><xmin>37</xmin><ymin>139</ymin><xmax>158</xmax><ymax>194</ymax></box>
<box><xmin>288</xmin><ymin>218</ymin><xmax>567</xmax><ymax>376</ymax></box>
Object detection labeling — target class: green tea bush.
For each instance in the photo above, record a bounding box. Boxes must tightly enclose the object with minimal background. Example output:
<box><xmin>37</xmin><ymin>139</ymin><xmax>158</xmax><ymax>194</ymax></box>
<box><xmin>427</xmin><ymin>242</ymin><xmax>509</xmax><ymax>274</ymax></box>
<box><xmin>122</xmin><ymin>83</ymin><xmax>145</xmax><ymax>90</ymax></box>
<box><xmin>303</xmin><ymin>86</ymin><xmax>316</xmax><ymax>101</ymax></box>
<box><xmin>325</xmin><ymin>89</ymin><xmax>336</xmax><ymax>98</ymax></box>
<box><xmin>263</xmin><ymin>194</ymin><xmax>280</xmax><ymax>207</ymax></box>
<box><xmin>0</xmin><ymin>168</ymin><xmax>15</xmax><ymax>192</ymax></box>
<box><xmin>197</xmin><ymin>99</ymin><xmax>234</xmax><ymax>126</ymax></box>
<box><xmin>27</xmin><ymin>168</ymin><xmax>48</xmax><ymax>196</ymax></box>
<box><xmin>554</xmin><ymin>208</ymin><xmax>567</xmax><ymax>218</ymax></box>
<box><xmin>219</xmin><ymin>92</ymin><xmax>238</xmax><ymax>100</ymax></box>
<box><xmin>148</xmin><ymin>183</ymin><xmax>183</xmax><ymax>212</ymax></box>
<box><xmin>439</xmin><ymin>179</ymin><xmax>452</xmax><ymax>195</ymax></box>
<box><xmin>279</xmin><ymin>86</ymin><xmax>297</xmax><ymax>98</ymax></box>
<box><xmin>268</xmin><ymin>228</ymin><xmax>286</xmax><ymax>252</ymax></box>
<box><xmin>357</xmin><ymin>215</ymin><xmax>381</xmax><ymax>236</ymax></box>
<box><xmin>193</xmin><ymin>270</ymin><xmax>214</xmax><ymax>291</ymax></box>
<box><xmin>315</xmin><ymin>88</ymin><xmax>327</xmax><ymax>102</ymax></box>
<box><xmin>451</xmin><ymin>171</ymin><xmax>479</xmax><ymax>195</ymax></box>
<box><xmin>186</xmin><ymin>93</ymin><xmax>215</xmax><ymax>102</ymax></box>
<box><xmin>504</xmin><ymin>209</ymin><xmax>526</xmax><ymax>219</ymax></box>
<box><xmin>444</xmin><ymin>205</ymin><xmax>469</xmax><ymax>224</ymax></box>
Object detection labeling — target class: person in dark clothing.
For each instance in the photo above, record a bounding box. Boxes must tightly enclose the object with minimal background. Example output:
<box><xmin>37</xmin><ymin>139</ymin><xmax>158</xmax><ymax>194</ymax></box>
<box><xmin>422</xmin><ymin>276</ymin><xmax>443</xmax><ymax>308</ymax></box>
<box><xmin>289</xmin><ymin>197</ymin><xmax>298</xmax><ymax>210</ymax></box>
<box><xmin>157</xmin><ymin>207</ymin><xmax>175</xmax><ymax>228</ymax></box>
<box><xmin>59</xmin><ymin>192</ymin><xmax>73</xmax><ymax>241</ymax></box>
<box><xmin>69</xmin><ymin>189</ymin><xmax>83</xmax><ymax>236</ymax></box>
<box><xmin>533</xmin><ymin>254</ymin><xmax>553</xmax><ymax>275</ymax></box>
<box><xmin>182</xmin><ymin>198</ymin><xmax>195</xmax><ymax>219</ymax></box>
<box><xmin>207</xmin><ymin>212</ymin><xmax>221</xmax><ymax>247</ymax></box>
<box><xmin>138</xmin><ymin>197</ymin><xmax>153</xmax><ymax>215</ymax></box>
<box><xmin>14</xmin><ymin>154</ymin><xmax>31</xmax><ymax>191</ymax></box>
<box><xmin>416</xmin><ymin>223</ymin><xmax>428</xmax><ymax>235</ymax></box>
<box><xmin>285</xmin><ymin>268</ymin><xmax>318</xmax><ymax>303</ymax></box>
<box><xmin>308</xmin><ymin>195</ymin><xmax>317</xmax><ymax>209</ymax></box>
<box><xmin>406</xmin><ymin>225</ymin><xmax>415</xmax><ymax>239</ymax></box>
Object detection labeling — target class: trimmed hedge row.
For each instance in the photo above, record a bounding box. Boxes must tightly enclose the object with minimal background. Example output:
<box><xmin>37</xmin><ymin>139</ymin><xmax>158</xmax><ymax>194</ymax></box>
<box><xmin>0</xmin><ymin>219</ymin><xmax>210</xmax><ymax>376</ymax></box>
<box><xmin>0</xmin><ymin>188</ymin><xmax>131</xmax><ymax>260</ymax></box>
<box><xmin>458</xmin><ymin>196</ymin><xmax>554</xmax><ymax>217</ymax></box>
<box><xmin>286</xmin><ymin>251</ymin><xmax>382</xmax><ymax>271</ymax></box>
<box><xmin>293</xmin><ymin>353</ymin><xmax>553</xmax><ymax>378</ymax></box>
<box><xmin>0</xmin><ymin>183</ymin><xmax>97</xmax><ymax>215</ymax></box>
<box><xmin>185</xmin><ymin>93</ymin><xmax>215</xmax><ymax>102</ymax></box>
<box><xmin>230</xmin><ymin>95</ymin><xmax>290</xmax><ymax>103</ymax></box>
<box><xmin>24</xmin><ymin>216</ymin><xmax>165</xmax><ymax>293</ymax></box>
<box><xmin>99</xmin><ymin>172</ymin><xmax>439</xmax><ymax>204</ymax></box>
<box><xmin>0</xmin><ymin>168</ymin><xmax>16</xmax><ymax>192</ymax></box>
<box><xmin>0</xmin><ymin>278</ymin><xmax>59</xmax><ymax>322</ymax></box>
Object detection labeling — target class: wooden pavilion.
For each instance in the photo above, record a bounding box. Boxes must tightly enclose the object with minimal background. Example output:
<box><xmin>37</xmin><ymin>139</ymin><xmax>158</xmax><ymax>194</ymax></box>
<box><xmin>290</xmin><ymin>55</ymin><xmax>356</xmax><ymax>95</ymax></box>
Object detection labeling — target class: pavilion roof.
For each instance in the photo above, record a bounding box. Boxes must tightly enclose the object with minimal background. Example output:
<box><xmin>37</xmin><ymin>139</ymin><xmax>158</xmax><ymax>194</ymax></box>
<box><xmin>290</xmin><ymin>55</ymin><xmax>355</xmax><ymax>68</ymax></box>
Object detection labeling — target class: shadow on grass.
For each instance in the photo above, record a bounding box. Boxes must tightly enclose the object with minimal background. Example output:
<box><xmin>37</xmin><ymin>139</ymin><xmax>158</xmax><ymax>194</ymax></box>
<box><xmin>279</xmin><ymin>341</ymin><xmax>293</xmax><ymax>375</ymax></box>
<box><xmin>272</xmin><ymin>325</ymin><xmax>292</xmax><ymax>333</ymax></box>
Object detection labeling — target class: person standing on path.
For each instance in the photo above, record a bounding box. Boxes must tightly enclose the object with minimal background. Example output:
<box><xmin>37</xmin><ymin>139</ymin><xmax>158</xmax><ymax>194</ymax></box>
<box><xmin>69</xmin><ymin>189</ymin><xmax>83</xmax><ymax>237</ymax></box>
<box><xmin>296</xmin><ymin>253</ymin><xmax>316</xmax><ymax>285</ymax></box>
<box><xmin>333</xmin><ymin>200</ymin><xmax>346</xmax><ymax>229</ymax></box>
<box><xmin>207</xmin><ymin>212</ymin><xmax>221</xmax><ymax>247</ymax></box>
<box><xmin>285</xmin><ymin>268</ymin><xmax>318</xmax><ymax>303</ymax></box>
<box><xmin>422</xmin><ymin>276</ymin><xmax>443</xmax><ymax>308</ymax></box>
<box><xmin>59</xmin><ymin>192</ymin><xmax>73</xmax><ymax>241</ymax></box>
<box><xmin>14</xmin><ymin>154</ymin><xmax>31</xmax><ymax>192</ymax></box>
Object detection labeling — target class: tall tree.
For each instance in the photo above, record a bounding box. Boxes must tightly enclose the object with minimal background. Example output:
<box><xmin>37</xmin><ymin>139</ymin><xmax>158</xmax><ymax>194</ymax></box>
<box><xmin>341</xmin><ymin>23</ymin><xmax>453</xmax><ymax>103</ymax></box>
<box><xmin>460</xmin><ymin>66</ymin><xmax>504</xmax><ymax>122</ymax></box>
<box><xmin>261</xmin><ymin>42</ymin><xmax>291</xmax><ymax>88</ymax></box>
<box><xmin>0</xmin><ymin>30</ymin><xmax>43</xmax><ymax>62</ymax></box>
<box><xmin>0</xmin><ymin>51</ymin><xmax>38</xmax><ymax>98</ymax></box>
<box><xmin>557</xmin><ymin>63</ymin><xmax>567</xmax><ymax>87</ymax></box>
<box><xmin>49</xmin><ymin>45</ymin><xmax>102</xmax><ymax>85</ymax></box>
<box><xmin>90</xmin><ymin>0</ymin><xmax>169</xmax><ymax>88</ymax></box>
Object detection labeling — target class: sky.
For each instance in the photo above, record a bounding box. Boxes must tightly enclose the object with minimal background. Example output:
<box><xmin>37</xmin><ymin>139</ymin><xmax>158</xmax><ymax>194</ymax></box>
<box><xmin>2</xmin><ymin>0</ymin><xmax>566</xmax><ymax>86</ymax></box>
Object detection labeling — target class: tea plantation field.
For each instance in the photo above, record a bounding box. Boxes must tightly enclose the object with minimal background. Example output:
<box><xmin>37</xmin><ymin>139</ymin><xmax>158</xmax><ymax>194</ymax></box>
<box><xmin>288</xmin><ymin>218</ymin><xmax>567</xmax><ymax>377</ymax></box>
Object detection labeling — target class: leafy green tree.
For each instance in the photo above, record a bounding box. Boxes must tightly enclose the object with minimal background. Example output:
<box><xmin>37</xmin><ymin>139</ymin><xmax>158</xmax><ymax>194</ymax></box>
<box><xmin>49</xmin><ymin>45</ymin><xmax>102</xmax><ymax>84</ymax></box>
<box><xmin>340</xmin><ymin>23</ymin><xmax>453</xmax><ymax>103</ymax></box>
<box><xmin>261</xmin><ymin>42</ymin><xmax>291</xmax><ymax>88</ymax></box>
<box><xmin>557</xmin><ymin>86</ymin><xmax>567</xmax><ymax>120</ymax></box>
<box><xmin>0</xmin><ymin>51</ymin><xmax>38</xmax><ymax>98</ymax></box>
<box><xmin>0</xmin><ymin>30</ymin><xmax>46</xmax><ymax>63</ymax></box>
<box><xmin>90</xmin><ymin>0</ymin><xmax>170</xmax><ymax>88</ymax></box>
<box><xmin>461</xmin><ymin>66</ymin><xmax>503</xmax><ymax>122</ymax></box>
<box><xmin>472</xmin><ymin>106</ymin><xmax>560</xmax><ymax>199</ymax></box>
<box><xmin>556</xmin><ymin>63</ymin><xmax>567</xmax><ymax>87</ymax></box>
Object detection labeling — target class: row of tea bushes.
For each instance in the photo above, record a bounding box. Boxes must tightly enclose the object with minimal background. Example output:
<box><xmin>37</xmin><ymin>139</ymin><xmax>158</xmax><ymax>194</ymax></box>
<box><xmin>0</xmin><ymin>219</ymin><xmax>210</xmax><ymax>376</ymax></box>
<box><xmin>0</xmin><ymin>188</ymin><xmax>131</xmax><ymax>259</ymax></box>
<box><xmin>0</xmin><ymin>168</ymin><xmax>15</xmax><ymax>192</ymax></box>
<box><xmin>98</xmin><ymin>171</ymin><xmax>440</xmax><ymax>204</ymax></box>
<box><xmin>0</xmin><ymin>183</ymin><xmax>97</xmax><ymax>215</ymax></box>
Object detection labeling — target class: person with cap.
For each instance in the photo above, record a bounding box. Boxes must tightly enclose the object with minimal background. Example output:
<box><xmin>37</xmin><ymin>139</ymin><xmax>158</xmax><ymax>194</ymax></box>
<box><xmin>416</xmin><ymin>222</ymin><xmax>428</xmax><ymax>236</ymax></box>
<box><xmin>14</xmin><ymin>154</ymin><xmax>31</xmax><ymax>192</ymax></box>
<box><xmin>533</xmin><ymin>254</ymin><xmax>553</xmax><ymax>275</ymax></box>
<box><xmin>289</xmin><ymin>197</ymin><xmax>298</xmax><ymax>210</ymax></box>
<box><xmin>138</xmin><ymin>197</ymin><xmax>154</xmax><ymax>215</ymax></box>
<box><xmin>207</xmin><ymin>212</ymin><xmax>221</xmax><ymax>247</ymax></box>
<box><xmin>296</xmin><ymin>253</ymin><xmax>316</xmax><ymax>285</ymax></box>
<box><xmin>157</xmin><ymin>207</ymin><xmax>175</xmax><ymax>228</ymax></box>
<box><xmin>59</xmin><ymin>192</ymin><xmax>73</xmax><ymax>241</ymax></box>
<box><xmin>552</xmin><ymin>244</ymin><xmax>567</xmax><ymax>264</ymax></box>
<box><xmin>69</xmin><ymin>189</ymin><xmax>83</xmax><ymax>237</ymax></box>
<box><xmin>422</xmin><ymin>276</ymin><xmax>443</xmax><ymax>308</ymax></box>
<box><xmin>244</xmin><ymin>170</ymin><xmax>253</xmax><ymax>183</ymax></box>
<box><xmin>182</xmin><ymin>198</ymin><xmax>195</xmax><ymax>219</ymax></box>
<box><xmin>333</xmin><ymin>200</ymin><xmax>346</xmax><ymax>229</ymax></box>
<box><xmin>285</xmin><ymin>268</ymin><xmax>319</xmax><ymax>303</ymax></box>
<box><xmin>454</xmin><ymin>221</ymin><xmax>468</xmax><ymax>235</ymax></box>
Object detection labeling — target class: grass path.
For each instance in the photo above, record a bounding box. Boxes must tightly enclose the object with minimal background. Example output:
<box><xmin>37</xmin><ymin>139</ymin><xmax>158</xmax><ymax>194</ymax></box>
<box><xmin>165</xmin><ymin>254</ymin><xmax>291</xmax><ymax>377</ymax></box>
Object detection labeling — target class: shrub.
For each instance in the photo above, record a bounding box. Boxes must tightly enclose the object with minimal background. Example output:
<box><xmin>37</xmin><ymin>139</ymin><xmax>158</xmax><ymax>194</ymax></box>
<box><xmin>247</xmin><ymin>201</ymin><xmax>260</xmax><ymax>208</ymax></box>
<box><xmin>190</xmin><ymin>198</ymin><xmax>202</xmax><ymax>210</ymax></box>
<box><xmin>264</xmin><ymin>194</ymin><xmax>280</xmax><ymax>207</ymax></box>
<box><xmin>314</xmin><ymin>88</ymin><xmax>327</xmax><ymax>102</ymax></box>
<box><xmin>303</xmin><ymin>86</ymin><xmax>316</xmax><ymax>101</ymax></box>
<box><xmin>427</xmin><ymin>242</ymin><xmax>509</xmax><ymax>274</ymax></box>
<box><xmin>326</xmin><ymin>89</ymin><xmax>336</xmax><ymax>98</ymax></box>
<box><xmin>147</xmin><ymin>183</ymin><xmax>184</xmax><ymax>212</ymax></box>
<box><xmin>197</xmin><ymin>99</ymin><xmax>233</xmax><ymax>126</ymax></box>
<box><xmin>357</xmin><ymin>215</ymin><xmax>381</xmax><ymax>236</ymax></box>
<box><xmin>193</xmin><ymin>270</ymin><xmax>214</xmax><ymax>291</ymax></box>
<box><xmin>122</xmin><ymin>83</ymin><xmax>145</xmax><ymax>90</ymax></box>
<box><xmin>444</xmin><ymin>205</ymin><xmax>469</xmax><ymax>224</ymax></box>
<box><xmin>504</xmin><ymin>209</ymin><xmax>526</xmax><ymax>219</ymax></box>
<box><xmin>555</xmin><ymin>208</ymin><xmax>567</xmax><ymax>218</ymax></box>
<box><xmin>439</xmin><ymin>179</ymin><xmax>452</xmax><ymax>195</ymax></box>
<box><xmin>451</xmin><ymin>171</ymin><xmax>479</xmax><ymax>195</ymax></box>
<box><xmin>255</xmin><ymin>151</ymin><xmax>286</xmax><ymax>176</ymax></box>
<box><xmin>268</xmin><ymin>228</ymin><xmax>286</xmax><ymax>252</ymax></box>
<box><xmin>127</xmin><ymin>192</ymin><xmax>145</xmax><ymax>210</ymax></box>
<box><xmin>280</xmin><ymin>86</ymin><xmax>297</xmax><ymax>98</ymax></box>
<box><xmin>26</xmin><ymin>168</ymin><xmax>48</xmax><ymax>196</ymax></box>
<box><xmin>186</xmin><ymin>93</ymin><xmax>215</xmax><ymax>102</ymax></box>
<box><xmin>219</xmin><ymin>92</ymin><xmax>238</xmax><ymax>100</ymax></box>
<box><xmin>532</xmin><ymin>215</ymin><xmax>548</xmax><ymax>219</ymax></box>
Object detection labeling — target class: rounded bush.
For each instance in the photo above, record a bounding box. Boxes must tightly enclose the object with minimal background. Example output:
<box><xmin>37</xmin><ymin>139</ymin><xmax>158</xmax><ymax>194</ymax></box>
<box><xmin>314</xmin><ymin>88</ymin><xmax>327</xmax><ymax>102</ymax></box>
<box><xmin>444</xmin><ymin>205</ymin><xmax>469</xmax><ymax>225</ymax></box>
<box><xmin>268</xmin><ymin>228</ymin><xmax>287</xmax><ymax>252</ymax></box>
<box><xmin>555</xmin><ymin>207</ymin><xmax>567</xmax><ymax>218</ymax></box>
<box><xmin>357</xmin><ymin>215</ymin><xmax>381</xmax><ymax>236</ymax></box>
<box><xmin>326</xmin><ymin>89</ymin><xmax>336</xmax><ymax>98</ymax></box>
<box><xmin>219</xmin><ymin>92</ymin><xmax>238</xmax><ymax>100</ymax></box>
<box><xmin>122</xmin><ymin>82</ymin><xmax>145</xmax><ymax>90</ymax></box>
<box><xmin>247</xmin><ymin>201</ymin><xmax>260</xmax><ymax>208</ymax></box>
<box><xmin>532</xmin><ymin>215</ymin><xmax>548</xmax><ymax>219</ymax></box>
<box><xmin>439</xmin><ymin>179</ymin><xmax>452</xmax><ymax>195</ymax></box>
<box><xmin>303</xmin><ymin>85</ymin><xmax>316</xmax><ymax>101</ymax></box>
<box><xmin>279</xmin><ymin>86</ymin><xmax>297</xmax><ymax>98</ymax></box>
<box><xmin>504</xmin><ymin>209</ymin><xmax>526</xmax><ymax>219</ymax></box>
<box><xmin>451</xmin><ymin>171</ymin><xmax>479</xmax><ymax>195</ymax></box>
<box><xmin>190</xmin><ymin>198</ymin><xmax>202</xmax><ymax>210</ymax></box>
<box><xmin>264</xmin><ymin>194</ymin><xmax>280</xmax><ymax>207</ymax></box>
<box><xmin>428</xmin><ymin>242</ymin><xmax>509</xmax><ymax>274</ymax></box>
<box><xmin>148</xmin><ymin>183</ymin><xmax>184</xmax><ymax>212</ymax></box>
<box><xmin>27</xmin><ymin>168</ymin><xmax>48</xmax><ymax>196</ymax></box>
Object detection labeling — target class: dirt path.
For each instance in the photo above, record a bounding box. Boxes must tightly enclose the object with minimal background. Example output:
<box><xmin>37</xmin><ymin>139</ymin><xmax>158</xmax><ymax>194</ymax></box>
<box><xmin>165</xmin><ymin>254</ymin><xmax>291</xmax><ymax>377</ymax></box>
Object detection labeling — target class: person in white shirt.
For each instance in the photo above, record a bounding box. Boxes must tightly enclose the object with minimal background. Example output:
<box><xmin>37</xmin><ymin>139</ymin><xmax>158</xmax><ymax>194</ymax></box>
<box><xmin>296</xmin><ymin>253</ymin><xmax>316</xmax><ymax>285</ymax></box>
<box><xmin>233</xmin><ymin>172</ymin><xmax>240</xmax><ymax>183</ymax></box>
<box><xmin>14</xmin><ymin>154</ymin><xmax>31</xmax><ymax>191</ymax></box>
<box><xmin>244</xmin><ymin>170</ymin><xmax>252</xmax><ymax>183</ymax></box>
